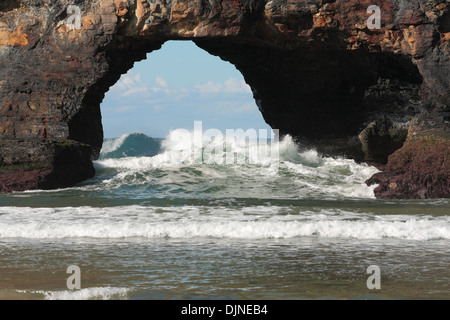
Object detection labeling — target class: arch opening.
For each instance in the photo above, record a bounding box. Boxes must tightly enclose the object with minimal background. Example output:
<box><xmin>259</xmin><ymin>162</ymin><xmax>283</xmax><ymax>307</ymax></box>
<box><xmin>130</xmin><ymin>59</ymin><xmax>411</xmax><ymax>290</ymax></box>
<box><xmin>99</xmin><ymin>40</ymin><xmax>273</xmax><ymax>146</ymax></box>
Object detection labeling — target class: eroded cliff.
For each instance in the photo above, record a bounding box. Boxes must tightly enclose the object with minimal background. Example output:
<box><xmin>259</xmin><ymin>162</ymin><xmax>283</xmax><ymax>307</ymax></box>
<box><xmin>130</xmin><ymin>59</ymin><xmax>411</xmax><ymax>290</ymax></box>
<box><xmin>0</xmin><ymin>0</ymin><xmax>449</xmax><ymax>198</ymax></box>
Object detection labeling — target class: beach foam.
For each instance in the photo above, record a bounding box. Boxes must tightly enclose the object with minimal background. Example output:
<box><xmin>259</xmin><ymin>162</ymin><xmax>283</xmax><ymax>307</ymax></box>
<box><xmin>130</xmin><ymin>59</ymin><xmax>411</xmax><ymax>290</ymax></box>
<box><xmin>0</xmin><ymin>206</ymin><xmax>448</xmax><ymax>241</ymax></box>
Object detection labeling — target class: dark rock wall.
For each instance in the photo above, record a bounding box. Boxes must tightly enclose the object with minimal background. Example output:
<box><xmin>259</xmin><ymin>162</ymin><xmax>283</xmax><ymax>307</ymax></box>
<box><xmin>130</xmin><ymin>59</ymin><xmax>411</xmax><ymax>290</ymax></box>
<box><xmin>0</xmin><ymin>0</ymin><xmax>448</xmax><ymax>198</ymax></box>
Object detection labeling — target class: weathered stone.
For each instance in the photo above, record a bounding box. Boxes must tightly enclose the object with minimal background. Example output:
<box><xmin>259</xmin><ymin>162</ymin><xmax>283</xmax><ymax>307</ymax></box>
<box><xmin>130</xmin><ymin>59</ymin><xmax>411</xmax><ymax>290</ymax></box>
<box><xmin>359</xmin><ymin>117</ymin><xmax>409</xmax><ymax>165</ymax></box>
<box><xmin>0</xmin><ymin>139</ymin><xmax>94</xmax><ymax>192</ymax></box>
<box><xmin>367</xmin><ymin>128</ymin><xmax>449</xmax><ymax>199</ymax></box>
<box><xmin>0</xmin><ymin>0</ymin><xmax>448</xmax><ymax>198</ymax></box>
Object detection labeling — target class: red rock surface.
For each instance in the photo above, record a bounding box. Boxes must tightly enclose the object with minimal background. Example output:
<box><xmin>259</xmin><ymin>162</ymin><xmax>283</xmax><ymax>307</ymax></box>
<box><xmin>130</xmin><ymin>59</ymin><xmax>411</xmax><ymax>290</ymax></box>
<box><xmin>367</xmin><ymin>128</ymin><xmax>449</xmax><ymax>199</ymax></box>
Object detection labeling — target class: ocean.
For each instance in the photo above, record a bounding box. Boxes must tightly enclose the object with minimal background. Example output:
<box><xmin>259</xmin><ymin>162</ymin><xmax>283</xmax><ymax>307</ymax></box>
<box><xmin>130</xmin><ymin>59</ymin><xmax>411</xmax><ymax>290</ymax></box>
<box><xmin>0</xmin><ymin>130</ymin><xmax>448</xmax><ymax>300</ymax></box>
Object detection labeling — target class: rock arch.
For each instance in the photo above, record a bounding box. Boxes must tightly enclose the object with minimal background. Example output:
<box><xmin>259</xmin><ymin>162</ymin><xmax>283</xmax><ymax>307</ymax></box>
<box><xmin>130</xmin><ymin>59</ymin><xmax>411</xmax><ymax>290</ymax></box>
<box><xmin>0</xmin><ymin>0</ymin><xmax>448</xmax><ymax>198</ymax></box>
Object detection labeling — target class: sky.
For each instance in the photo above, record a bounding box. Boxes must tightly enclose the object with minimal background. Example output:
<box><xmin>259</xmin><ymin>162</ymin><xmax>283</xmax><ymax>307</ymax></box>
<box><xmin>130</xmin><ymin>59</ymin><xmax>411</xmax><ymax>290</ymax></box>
<box><xmin>100</xmin><ymin>40</ymin><xmax>273</xmax><ymax>139</ymax></box>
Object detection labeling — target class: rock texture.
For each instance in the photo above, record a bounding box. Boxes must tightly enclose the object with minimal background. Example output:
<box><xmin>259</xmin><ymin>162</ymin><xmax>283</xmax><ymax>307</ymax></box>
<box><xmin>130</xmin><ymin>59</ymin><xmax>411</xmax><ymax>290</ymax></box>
<box><xmin>366</xmin><ymin>126</ymin><xmax>449</xmax><ymax>199</ymax></box>
<box><xmin>0</xmin><ymin>139</ymin><xmax>94</xmax><ymax>192</ymax></box>
<box><xmin>0</xmin><ymin>0</ymin><xmax>449</xmax><ymax>198</ymax></box>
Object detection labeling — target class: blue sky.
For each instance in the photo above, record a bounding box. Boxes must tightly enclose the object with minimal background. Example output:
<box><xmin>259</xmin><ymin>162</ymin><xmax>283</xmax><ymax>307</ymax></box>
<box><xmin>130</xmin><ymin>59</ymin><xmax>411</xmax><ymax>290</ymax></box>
<box><xmin>100</xmin><ymin>41</ymin><xmax>272</xmax><ymax>138</ymax></box>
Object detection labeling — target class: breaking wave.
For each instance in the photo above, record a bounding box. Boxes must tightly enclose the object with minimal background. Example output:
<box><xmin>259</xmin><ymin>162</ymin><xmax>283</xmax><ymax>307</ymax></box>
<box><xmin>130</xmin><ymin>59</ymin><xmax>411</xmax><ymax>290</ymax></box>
<box><xmin>0</xmin><ymin>206</ymin><xmax>448</xmax><ymax>241</ymax></box>
<box><xmin>93</xmin><ymin>130</ymin><xmax>379</xmax><ymax>200</ymax></box>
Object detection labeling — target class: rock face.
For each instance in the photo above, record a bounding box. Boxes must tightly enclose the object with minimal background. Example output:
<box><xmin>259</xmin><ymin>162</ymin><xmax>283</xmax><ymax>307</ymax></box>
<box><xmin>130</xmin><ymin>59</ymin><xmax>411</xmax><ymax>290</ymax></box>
<box><xmin>366</xmin><ymin>127</ymin><xmax>449</xmax><ymax>199</ymax></box>
<box><xmin>0</xmin><ymin>0</ymin><xmax>449</xmax><ymax>198</ymax></box>
<box><xmin>0</xmin><ymin>139</ymin><xmax>94</xmax><ymax>192</ymax></box>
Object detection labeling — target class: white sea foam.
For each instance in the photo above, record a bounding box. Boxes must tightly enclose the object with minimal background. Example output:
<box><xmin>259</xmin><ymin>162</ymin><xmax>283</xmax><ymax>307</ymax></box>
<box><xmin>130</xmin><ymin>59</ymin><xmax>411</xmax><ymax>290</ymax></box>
<box><xmin>0</xmin><ymin>206</ymin><xmax>448</xmax><ymax>241</ymax></box>
<box><xmin>98</xmin><ymin>128</ymin><xmax>281</xmax><ymax>168</ymax></box>
<box><xmin>19</xmin><ymin>287</ymin><xmax>130</xmax><ymax>300</ymax></box>
<box><xmin>94</xmin><ymin>130</ymin><xmax>379</xmax><ymax>199</ymax></box>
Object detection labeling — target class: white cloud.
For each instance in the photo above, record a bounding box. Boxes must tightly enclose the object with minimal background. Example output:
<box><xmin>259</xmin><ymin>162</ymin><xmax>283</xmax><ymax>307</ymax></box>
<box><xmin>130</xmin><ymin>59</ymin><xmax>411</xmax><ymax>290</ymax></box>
<box><xmin>114</xmin><ymin>105</ymin><xmax>139</xmax><ymax>113</ymax></box>
<box><xmin>233</xmin><ymin>102</ymin><xmax>257</xmax><ymax>113</ymax></box>
<box><xmin>111</xmin><ymin>73</ymin><xmax>172</xmax><ymax>97</ymax></box>
<box><xmin>195</xmin><ymin>78</ymin><xmax>252</xmax><ymax>94</ymax></box>
<box><xmin>111</xmin><ymin>74</ymin><xmax>252</xmax><ymax>100</ymax></box>
<box><xmin>195</xmin><ymin>81</ymin><xmax>222</xmax><ymax>93</ymax></box>
<box><xmin>224</xmin><ymin>78</ymin><xmax>252</xmax><ymax>93</ymax></box>
<box><xmin>121</xmin><ymin>87</ymin><xmax>149</xmax><ymax>97</ymax></box>
<box><xmin>151</xmin><ymin>77</ymin><xmax>170</xmax><ymax>94</ymax></box>
<box><xmin>155</xmin><ymin>77</ymin><xmax>168</xmax><ymax>88</ymax></box>
<box><xmin>114</xmin><ymin>72</ymin><xmax>149</xmax><ymax>97</ymax></box>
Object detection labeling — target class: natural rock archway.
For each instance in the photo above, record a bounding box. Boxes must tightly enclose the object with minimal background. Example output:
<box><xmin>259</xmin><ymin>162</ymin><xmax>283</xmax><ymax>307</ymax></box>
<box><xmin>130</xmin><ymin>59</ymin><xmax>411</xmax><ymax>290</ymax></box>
<box><xmin>0</xmin><ymin>0</ymin><xmax>449</xmax><ymax>198</ymax></box>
